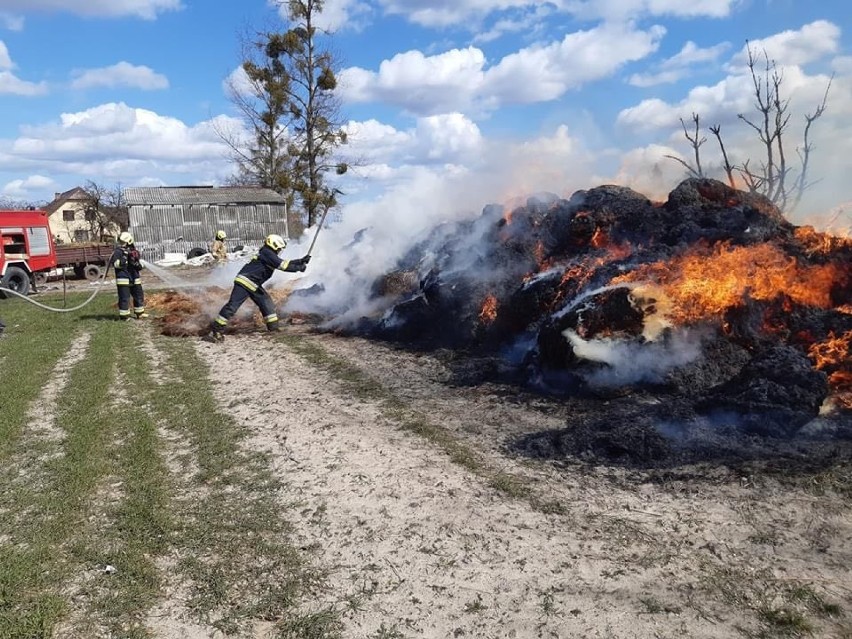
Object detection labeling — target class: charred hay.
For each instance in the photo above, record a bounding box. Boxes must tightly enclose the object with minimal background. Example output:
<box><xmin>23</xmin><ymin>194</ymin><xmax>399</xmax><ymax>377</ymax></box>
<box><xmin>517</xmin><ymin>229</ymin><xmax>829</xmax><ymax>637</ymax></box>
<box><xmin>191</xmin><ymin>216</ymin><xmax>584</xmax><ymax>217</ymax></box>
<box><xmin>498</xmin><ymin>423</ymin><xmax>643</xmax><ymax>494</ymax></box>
<box><xmin>349</xmin><ymin>178</ymin><xmax>851</xmax><ymax>459</ymax></box>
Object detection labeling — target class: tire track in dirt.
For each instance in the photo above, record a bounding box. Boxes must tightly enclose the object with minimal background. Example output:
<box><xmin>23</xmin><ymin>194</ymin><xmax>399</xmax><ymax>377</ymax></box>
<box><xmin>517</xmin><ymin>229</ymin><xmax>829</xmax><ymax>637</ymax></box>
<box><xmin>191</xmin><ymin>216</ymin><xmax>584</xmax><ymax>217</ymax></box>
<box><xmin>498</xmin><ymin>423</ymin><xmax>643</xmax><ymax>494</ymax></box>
<box><xmin>0</xmin><ymin>331</ymin><xmax>91</xmax><ymax>547</ymax></box>
<box><xmin>196</xmin><ymin>332</ymin><xmax>744</xmax><ymax>639</ymax></box>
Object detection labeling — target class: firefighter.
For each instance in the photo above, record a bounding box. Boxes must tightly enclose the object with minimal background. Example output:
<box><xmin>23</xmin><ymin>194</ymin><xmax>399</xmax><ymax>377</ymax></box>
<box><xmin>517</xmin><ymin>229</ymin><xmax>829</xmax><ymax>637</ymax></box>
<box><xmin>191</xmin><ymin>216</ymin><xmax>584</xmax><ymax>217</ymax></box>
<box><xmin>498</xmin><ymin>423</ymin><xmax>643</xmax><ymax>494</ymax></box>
<box><xmin>111</xmin><ymin>232</ymin><xmax>148</xmax><ymax>320</ymax></box>
<box><xmin>205</xmin><ymin>234</ymin><xmax>309</xmax><ymax>342</ymax></box>
<box><xmin>210</xmin><ymin>230</ymin><xmax>227</xmax><ymax>262</ymax></box>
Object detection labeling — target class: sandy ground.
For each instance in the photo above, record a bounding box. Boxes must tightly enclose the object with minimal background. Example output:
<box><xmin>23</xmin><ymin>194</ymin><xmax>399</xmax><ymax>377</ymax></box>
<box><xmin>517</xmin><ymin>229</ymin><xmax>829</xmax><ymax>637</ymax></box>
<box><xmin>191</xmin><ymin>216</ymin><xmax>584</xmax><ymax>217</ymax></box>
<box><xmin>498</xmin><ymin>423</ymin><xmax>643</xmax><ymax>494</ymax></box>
<box><xmin>26</xmin><ymin>266</ymin><xmax>852</xmax><ymax>636</ymax></box>
<box><xmin>191</xmin><ymin>327</ymin><xmax>852</xmax><ymax>639</ymax></box>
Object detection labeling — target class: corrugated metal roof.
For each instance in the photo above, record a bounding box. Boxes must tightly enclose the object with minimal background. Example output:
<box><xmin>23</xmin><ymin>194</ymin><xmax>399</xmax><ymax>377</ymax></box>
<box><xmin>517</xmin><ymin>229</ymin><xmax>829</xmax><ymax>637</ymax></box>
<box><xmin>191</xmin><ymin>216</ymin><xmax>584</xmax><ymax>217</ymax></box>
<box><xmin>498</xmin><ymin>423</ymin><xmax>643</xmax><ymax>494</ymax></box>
<box><xmin>123</xmin><ymin>186</ymin><xmax>287</xmax><ymax>206</ymax></box>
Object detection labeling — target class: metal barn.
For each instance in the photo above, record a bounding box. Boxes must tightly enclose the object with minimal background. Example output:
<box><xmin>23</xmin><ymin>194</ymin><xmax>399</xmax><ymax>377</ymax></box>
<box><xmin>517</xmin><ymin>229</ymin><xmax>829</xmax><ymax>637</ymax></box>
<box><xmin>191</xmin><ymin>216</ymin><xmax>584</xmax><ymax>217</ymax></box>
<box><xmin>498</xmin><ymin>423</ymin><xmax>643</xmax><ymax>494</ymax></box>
<box><xmin>123</xmin><ymin>186</ymin><xmax>289</xmax><ymax>261</ymax></box>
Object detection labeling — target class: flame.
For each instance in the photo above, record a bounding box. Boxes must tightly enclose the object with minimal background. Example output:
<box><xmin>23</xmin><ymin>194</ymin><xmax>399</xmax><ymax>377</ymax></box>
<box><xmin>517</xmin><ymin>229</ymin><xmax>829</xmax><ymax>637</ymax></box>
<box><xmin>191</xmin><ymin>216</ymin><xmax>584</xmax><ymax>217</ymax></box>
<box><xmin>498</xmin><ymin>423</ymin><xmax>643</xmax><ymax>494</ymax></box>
<box><xmin>794</xmin><ymin>226</ymin><xmax>852</xmax><ymax>256</ymax></box>
<box><xmin>479</xmin><ymin>294</ymin><xmax>498</xmax><ymax>324</ymax></box>
<box><xmin>592</xmin><ymin>231</ymin><xmax>632</xmax><ymax>259</ymax></box>
<box><xmin>534</xmin><ymin>240</ymin><xmax>546</xmax><ymax>265</ymax></box>
<box><xmin>809</xmin><ymin>330</ymin><xmax>851</xmax><ymax>372</ymax></box>
<box><xmin>612</xmin><ymin>241</ymin><xmax>847</xmax><ymax>324</ymax></box>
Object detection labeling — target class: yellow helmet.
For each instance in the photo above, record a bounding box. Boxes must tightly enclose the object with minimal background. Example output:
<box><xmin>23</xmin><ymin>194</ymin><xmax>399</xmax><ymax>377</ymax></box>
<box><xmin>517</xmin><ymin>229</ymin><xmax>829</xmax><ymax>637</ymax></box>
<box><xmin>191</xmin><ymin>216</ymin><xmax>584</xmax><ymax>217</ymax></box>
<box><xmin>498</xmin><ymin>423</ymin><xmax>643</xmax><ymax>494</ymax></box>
<box><xmin>119</xmin><ymin>232</ymin><xmax>134</xmax><ymax>245</ymax></box>
<box><xmin>265</xmin><ymin>234</ymin><xmax>287</xmax><ymax>251</ymax></box>
<box><xmin>215</xmin><ymin>230</ymin><xmax>226</xmax><ymax>241</ymax></box>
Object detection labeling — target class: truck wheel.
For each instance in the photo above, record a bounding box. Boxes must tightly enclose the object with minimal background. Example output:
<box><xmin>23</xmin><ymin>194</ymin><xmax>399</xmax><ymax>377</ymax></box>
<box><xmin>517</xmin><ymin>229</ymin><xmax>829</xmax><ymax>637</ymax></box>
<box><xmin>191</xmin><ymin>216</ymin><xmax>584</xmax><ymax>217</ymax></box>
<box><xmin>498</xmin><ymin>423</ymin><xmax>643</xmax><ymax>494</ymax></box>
<box><xmin>1</xmin><ymin>266</ymin><xmax>31</xmax><ymax>296</ymax></box>
<box><xmin>84</xmin><ymin>264</ymin><xmax>103</xmax><ymax>281</ymax></box>
<box><xmin>34</xmin><ymin>272</ymin><xmax>49</xmax><ymax>286</ymax></box>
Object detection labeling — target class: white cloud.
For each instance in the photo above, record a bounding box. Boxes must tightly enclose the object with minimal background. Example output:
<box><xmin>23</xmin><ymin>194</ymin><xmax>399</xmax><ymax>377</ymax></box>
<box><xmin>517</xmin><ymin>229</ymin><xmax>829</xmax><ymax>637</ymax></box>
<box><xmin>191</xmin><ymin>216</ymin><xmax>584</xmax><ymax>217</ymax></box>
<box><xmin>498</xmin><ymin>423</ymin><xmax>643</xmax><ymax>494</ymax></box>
<box><xmin>0</xmin><ymin>70</ymin><xmax>48</xmax><ymax>95</ymax></box>
<box><xmin>70</xmin><ymin>61</ymin><xmax>169</xmax><ymax>90</ymax></box>
<box><xmin>3</xmin><ymin>103</ymin><xmax>233</xmax><ymax>183</ymax></box>
<box><xmin>0</xmin><ymin>41</ymin><xmax>11</xmax><ymax>69</ymax></box>
<box><xmin>338</xmin><ymin>118</ymin><xmax>593</xmax><ymax>209</ymax></box>
<box><xmin>0</xmin><ymin>40</ymin><xmax>48</xmax><ymax>95</ymax></box>
<box><xmin>377</xmin><ymin>0</ymin><xmax>740</xmax><ymax>27</ymax></box>
<box><xmin>271</xmin><ymin>0</ymin><xmax>372</xmax><ymax>32</ymax></box>
<box><xmin>562</xmin><ymin>0</ymin><xmax>741</xmax><ymax>21</ymax></box>
<box><xmin>629</xmin><ymin>40</ymin><xmax>730</xmax><ymax>87</ymax></box>
<box><xmin>344</xmin><ymin>119</ymin><xmax>413</xmax><ymax>164</ymax></box>
<box><xmin>0</xmin><ymin>0</ymin><xmax>182</xmax><ymax>20</ymax></box>
<box><xmin>377</xmin><ymin>0</ymin><xmax>537</xmax><ymax>28</ymax></box>
<box><xmin>729</xmin><ymin>20</ymin><xmax>840</xmax><ymax>69</ymax></box>
<box><xmin>340</xmin><ymin>22</ymin><xmax>664</xmax><ymax>114</ymax></box>
<box><xmin>339</xmin><ymin>47</ymin><xmax>486</xmax><ymax>114</ymax></box>
<box><xmin>414</xmin><ymin>113</ymin><xmax>483</xmax><ymax>162</ymax></box>
<box><xmin>0</xmin><ymin>12</ymin><xmax>24</xmax><ymax>29</ymax></box>
<box><xmin>483</xmin><ymin>22</ymin><xmax>664</xmax><ymax>103</ymax></box>
<box><xmin>472</xmin><ymin>6</ymin><xmax>553</xmax><ymax>44</ymax></box>
<box><xmin>618</xmin><ymin>62</ymin><xmax>837</xmax><ymax>134</ymax></box>
<box><xmin>1</xmin><ymin>173</ymin><xmax>55</xmax><ymax>199</ymax></box>
<box><xmin>832</xmin><ymin>56</ymin><xmax>852</xmax><ymax>76</ymax></box>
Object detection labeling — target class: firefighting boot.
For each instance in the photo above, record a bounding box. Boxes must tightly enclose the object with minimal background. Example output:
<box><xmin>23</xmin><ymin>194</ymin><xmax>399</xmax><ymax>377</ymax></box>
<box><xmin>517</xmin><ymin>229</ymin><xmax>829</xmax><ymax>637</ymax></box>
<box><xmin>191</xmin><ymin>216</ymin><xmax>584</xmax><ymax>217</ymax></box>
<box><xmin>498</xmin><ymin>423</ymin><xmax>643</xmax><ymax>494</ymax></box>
<box><xmin>135</xmin><ymin>311</ymin><xmax>150</xmax><ymax>319</ymax></box>
<box><xmin>203</xmin><ymin>329</ymin><xmax>225</xmax><ymax>343</ymax></box>
<box><xmin>266</xmin><ymin>320</ymin><xmax>281</xmax><ymax>333</ymax></box>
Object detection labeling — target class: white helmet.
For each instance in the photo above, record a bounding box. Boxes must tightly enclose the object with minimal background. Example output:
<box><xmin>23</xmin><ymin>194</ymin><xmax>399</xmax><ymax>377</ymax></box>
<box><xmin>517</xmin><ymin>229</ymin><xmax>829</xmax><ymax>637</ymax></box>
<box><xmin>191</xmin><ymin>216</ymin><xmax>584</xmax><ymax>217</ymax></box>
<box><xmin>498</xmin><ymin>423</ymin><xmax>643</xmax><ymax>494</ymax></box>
<box><xmin>265</xmin><ymin>234</ymin><xmax>287</xmax><ymax>251</ymax></box>
<box><xmin>119</xmin><ymin>232</ymin><xmax>134</xmax><ymax>245</ymax></box>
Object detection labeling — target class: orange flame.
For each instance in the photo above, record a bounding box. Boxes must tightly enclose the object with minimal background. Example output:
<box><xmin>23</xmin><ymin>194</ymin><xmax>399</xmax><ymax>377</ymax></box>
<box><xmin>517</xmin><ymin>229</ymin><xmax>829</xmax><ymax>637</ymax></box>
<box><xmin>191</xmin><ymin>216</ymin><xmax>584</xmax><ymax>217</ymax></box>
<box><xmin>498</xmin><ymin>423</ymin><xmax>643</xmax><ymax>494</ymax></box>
<box><xmin>479</xmin><ymin>295</ymin><xmax>498</xmax><ymax>324</ymax></box>
<box><xmin>590</xmin><ymin>227</ymin><xmax>633</xmax><ymax>259</ymax></box>
<box><xmin>809</xmin><ymin>331</ymin><xmax>852</xmax><ymax>406</ymax></box>
<box><xmin>794</xmin><ymin>226</ymin><xmax>852</xmax><ymax>256</ymax></box>
<box><xmin>612</xmin><ymin>241</ymin><xmax>847</xmax><ymax>324</ymax></box>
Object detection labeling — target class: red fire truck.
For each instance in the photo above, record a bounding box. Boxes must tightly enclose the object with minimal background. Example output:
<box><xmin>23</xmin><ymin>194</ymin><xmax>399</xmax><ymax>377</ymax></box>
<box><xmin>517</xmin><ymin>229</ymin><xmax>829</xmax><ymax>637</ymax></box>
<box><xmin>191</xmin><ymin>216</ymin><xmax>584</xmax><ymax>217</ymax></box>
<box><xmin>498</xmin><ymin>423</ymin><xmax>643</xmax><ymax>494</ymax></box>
<box><xmin>0</xmin><ymin>209</ymin><xmax>57</xmax><ymax>296</ymax></box>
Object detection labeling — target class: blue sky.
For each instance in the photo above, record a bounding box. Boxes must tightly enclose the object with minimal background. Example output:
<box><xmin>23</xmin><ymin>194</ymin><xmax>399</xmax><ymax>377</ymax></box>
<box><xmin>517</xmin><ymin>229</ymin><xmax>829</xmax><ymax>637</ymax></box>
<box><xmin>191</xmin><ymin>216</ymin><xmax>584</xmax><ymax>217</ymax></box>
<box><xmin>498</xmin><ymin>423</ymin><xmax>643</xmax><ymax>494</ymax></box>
<box><xmin>0</xmin><ymin>0</ymin><xmax>850</xmax><ymax>232</ymax></box>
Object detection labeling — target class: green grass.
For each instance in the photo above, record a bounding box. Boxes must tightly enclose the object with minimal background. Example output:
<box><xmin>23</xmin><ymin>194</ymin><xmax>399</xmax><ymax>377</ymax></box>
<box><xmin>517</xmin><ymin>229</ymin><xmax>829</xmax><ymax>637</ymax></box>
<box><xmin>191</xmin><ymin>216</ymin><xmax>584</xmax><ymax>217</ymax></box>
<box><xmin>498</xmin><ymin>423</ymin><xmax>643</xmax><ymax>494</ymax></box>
<box><xmin>0</xmin><ymin>292</ymin><xmax>342</xmax><ymax>638</ymax></box>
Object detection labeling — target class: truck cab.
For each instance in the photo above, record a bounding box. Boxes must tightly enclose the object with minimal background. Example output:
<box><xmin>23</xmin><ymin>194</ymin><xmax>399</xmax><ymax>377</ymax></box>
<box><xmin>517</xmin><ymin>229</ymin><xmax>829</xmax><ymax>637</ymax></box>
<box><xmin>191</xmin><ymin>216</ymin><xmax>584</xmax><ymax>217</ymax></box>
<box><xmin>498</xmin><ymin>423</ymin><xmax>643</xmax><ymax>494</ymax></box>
<box><xmin>0</xmin><ymin>210</ymin><xmax>58</xmax><ymax>296</ymax></box>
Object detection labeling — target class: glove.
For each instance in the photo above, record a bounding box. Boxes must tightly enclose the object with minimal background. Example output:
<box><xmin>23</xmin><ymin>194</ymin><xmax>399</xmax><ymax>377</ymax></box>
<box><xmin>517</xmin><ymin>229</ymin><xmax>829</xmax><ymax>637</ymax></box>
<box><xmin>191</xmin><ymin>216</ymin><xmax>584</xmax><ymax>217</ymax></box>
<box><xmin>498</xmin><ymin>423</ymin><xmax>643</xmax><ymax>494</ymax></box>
<box><xmin>301</xmin><ymin>255</ymin><xmax>311</xmax><ymax>264</ymax></box>
<box><xmin>284</xmin><ymin>257</ymin><xmax>307</xmax><ymax>272</ymax></box>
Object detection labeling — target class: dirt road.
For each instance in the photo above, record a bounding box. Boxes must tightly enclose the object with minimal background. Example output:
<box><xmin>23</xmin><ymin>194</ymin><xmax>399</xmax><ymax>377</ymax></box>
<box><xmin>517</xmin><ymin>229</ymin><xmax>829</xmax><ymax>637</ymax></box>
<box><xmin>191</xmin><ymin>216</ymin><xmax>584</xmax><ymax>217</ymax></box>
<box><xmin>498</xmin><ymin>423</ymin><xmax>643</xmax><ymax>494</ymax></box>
<box><xmin>192</xmin><ymin>327</ymin><xmax>852</xmax><ymax>638</ymax></box>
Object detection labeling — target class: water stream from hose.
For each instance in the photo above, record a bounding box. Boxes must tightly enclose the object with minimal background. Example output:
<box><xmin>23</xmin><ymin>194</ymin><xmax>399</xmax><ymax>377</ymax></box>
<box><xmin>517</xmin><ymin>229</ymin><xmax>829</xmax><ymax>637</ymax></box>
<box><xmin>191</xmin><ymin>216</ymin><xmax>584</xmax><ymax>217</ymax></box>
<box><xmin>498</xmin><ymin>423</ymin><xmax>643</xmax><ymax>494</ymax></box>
<box><xmin>140</xmin><ymin>259</ymin><xmax>195</xmax><ymax>288</ymax></box>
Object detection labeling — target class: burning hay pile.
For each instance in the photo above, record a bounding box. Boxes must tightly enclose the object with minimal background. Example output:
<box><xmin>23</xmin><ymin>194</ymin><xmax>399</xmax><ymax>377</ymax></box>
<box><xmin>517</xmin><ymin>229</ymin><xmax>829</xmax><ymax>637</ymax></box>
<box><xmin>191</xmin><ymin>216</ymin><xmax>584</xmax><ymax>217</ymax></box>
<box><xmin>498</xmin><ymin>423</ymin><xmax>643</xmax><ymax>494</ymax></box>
<box><xmin>322</xmin><ymin>178</ymin><xmax>850</xmax><ymax>459</ymax></box>
<box><xmin>148</xmin><ymin>287</ymin><xmax>295</xmax><ymax>336</ymax></box>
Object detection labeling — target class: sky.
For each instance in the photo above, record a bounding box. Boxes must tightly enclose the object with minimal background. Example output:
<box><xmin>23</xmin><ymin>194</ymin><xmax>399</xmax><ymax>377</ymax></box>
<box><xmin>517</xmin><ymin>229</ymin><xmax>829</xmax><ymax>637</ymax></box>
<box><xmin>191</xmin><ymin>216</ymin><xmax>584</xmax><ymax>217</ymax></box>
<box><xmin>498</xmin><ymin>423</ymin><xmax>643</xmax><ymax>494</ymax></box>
<box><xmin>0</xmin><ymin>0</ymin><xmax>850</xmax><ymax>240</ymax></box>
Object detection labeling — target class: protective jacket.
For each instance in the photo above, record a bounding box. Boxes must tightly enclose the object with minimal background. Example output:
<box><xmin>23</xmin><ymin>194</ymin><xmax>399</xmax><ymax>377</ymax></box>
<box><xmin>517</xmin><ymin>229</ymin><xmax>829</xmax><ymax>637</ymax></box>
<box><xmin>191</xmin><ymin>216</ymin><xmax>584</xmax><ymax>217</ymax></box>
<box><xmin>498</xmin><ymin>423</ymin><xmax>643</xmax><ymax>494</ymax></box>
<box><xmin>233</xmin><ymin>245</ymin><xmax>304</xmax><ymax>292</ymax></box>
<box><xmin>111</xmin><ymin>245</ymin><xmax>143</xmax><ymax>280</ymax></box>
<box><xmin>211</xmin><ymin>239</ymin><xmax>227</xmax><ymax>261</ymax></box>
<box><xmin>111</xmin><ymin>244</ymin><xmax>146</xmax><ymax>319</ymax></box>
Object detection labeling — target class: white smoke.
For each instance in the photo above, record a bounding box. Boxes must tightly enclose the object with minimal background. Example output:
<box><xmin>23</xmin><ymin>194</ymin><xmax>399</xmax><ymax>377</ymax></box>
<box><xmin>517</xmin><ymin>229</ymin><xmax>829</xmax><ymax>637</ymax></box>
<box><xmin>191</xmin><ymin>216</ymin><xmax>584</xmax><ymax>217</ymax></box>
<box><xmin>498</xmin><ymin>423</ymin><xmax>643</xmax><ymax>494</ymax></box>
<box><xmin>280</xmin><ymin>168</ymin><xmax>505</xmax><ymax>322</ymax></box>
<box><xmin>563</xmin><ymin>328</ymin><xmax>704</xmax><ymax>387</ymax></box>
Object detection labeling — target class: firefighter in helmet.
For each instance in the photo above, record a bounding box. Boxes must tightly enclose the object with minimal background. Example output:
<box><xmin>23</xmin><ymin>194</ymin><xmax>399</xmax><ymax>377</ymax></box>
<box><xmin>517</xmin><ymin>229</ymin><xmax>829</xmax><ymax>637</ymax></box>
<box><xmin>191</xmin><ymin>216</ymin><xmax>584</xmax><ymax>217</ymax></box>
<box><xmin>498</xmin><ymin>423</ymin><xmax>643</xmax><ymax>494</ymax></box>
<box><xmin>111</xmin><ymin>232</ymin><xmax>148</xmax><ymax>320</ymax></box>
<box><xmin>205</xmin><ymin>234</ymin><xmax>309</xmax><ymax>342</ymax></box>
<box><xmin>210</xmin><ymin>230</ymin><xmax>227</xmax><ymax>263</ymax></box>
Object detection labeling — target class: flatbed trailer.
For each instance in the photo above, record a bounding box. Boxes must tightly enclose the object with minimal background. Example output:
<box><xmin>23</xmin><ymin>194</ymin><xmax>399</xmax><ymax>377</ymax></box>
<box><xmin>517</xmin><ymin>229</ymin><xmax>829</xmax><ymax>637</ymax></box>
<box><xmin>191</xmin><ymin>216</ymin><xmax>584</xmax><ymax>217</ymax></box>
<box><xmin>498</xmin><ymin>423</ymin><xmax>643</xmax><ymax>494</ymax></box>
<box><xmin>50</xmin><ymin>242</ymin><xmax>114</xmax><ymax>281</ymax></box>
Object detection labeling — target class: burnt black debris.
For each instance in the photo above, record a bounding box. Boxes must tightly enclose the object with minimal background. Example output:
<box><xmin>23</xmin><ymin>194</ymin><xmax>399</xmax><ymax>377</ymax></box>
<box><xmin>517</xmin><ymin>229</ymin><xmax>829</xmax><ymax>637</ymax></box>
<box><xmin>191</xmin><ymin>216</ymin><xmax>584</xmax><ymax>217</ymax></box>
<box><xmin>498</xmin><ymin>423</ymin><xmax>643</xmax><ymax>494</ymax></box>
<box><xmin>307</xmin><ymin>178</ymin><xmax>852</xmax><ymax>462</ymax></box>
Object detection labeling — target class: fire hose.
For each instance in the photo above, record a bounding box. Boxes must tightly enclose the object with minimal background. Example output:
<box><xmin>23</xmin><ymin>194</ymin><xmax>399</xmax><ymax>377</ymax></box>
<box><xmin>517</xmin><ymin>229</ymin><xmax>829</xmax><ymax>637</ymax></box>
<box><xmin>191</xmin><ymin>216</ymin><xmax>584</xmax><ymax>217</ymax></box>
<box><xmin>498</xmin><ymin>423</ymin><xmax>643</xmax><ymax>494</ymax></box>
<box><xmin>0</xmin><ymin>262</ymin><xmax>111</xmax><ymax>312</ymax></box>
<box><xmin>2</xmin><ymin>214</ymin><xmax>330</xmax><ymax>313</ymax></box>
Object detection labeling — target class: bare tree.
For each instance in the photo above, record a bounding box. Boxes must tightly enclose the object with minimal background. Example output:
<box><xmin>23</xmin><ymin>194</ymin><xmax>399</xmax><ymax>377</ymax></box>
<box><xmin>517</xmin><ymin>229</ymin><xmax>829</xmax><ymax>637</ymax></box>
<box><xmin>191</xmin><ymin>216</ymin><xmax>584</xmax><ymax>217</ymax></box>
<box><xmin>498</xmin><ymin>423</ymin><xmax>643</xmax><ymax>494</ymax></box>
<box><xmin>668</xmin><ymin>42</ymin><xmax>832</xmax><ymax>214</ymax></box>
<box><xmin>664</xmin><ymin>113</ymin><xmax>706</xmax><ymax>178</ymax></box>
<box><xmin>82</xmin><ymin>181</ymin><xmax>129</xmax><ymax>241</ymax></box>
<box><xmin>708</xmin><ymin>125</ymin><xmax>736</xmax><ymax>188</ymax></box>
<box><xmin>0</xmin><ymin>196</ymin><xmax>47</xmax><ymax>209</ymax></box>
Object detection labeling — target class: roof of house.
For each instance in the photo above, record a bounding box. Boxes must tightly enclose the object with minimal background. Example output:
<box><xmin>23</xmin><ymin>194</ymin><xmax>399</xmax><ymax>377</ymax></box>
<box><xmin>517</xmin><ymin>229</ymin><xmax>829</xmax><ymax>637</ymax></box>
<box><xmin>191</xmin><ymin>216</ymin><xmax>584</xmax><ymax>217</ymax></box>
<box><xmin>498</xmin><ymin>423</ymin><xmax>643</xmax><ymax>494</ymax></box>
<box><xmin>123</xmin><ymin>186</ymin><xmax>287</xmax><ymax>206</ymax></box>
<box><xmin>44</xmin><ymin>186</ymin><xmax>90</xmax><ymax>214</ymax></box>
